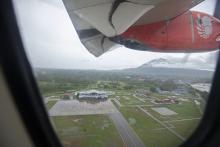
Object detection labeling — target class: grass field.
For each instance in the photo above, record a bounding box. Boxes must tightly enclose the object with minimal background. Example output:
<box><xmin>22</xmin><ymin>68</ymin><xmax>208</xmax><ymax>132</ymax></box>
<box><xmin>142</xmin><ymin>101</ymin><xmax>201</xmax><ymax>122</ymax></box>
<box><xmin>139</xmin><ymin>101</ymin><xmax>202</xmax><ymax>139</ymax></box>
<box><xmin>51</xmin><ymin>115</ymin><xmax>125</xmax><ymax>147</ymax></box>
<box><xmin>46</xmin><ymin>100</ymin><xmax>57</xmax><ymax>110</ymax></box>
<box><xmin>120</xmin><ymin>107</ymin><xmax>182</xmax><ymax>147</ymax></box>
<box><xmin>118</xmin><ymin>96</ymin><xmax>143</xmax><ymax>105</ymax></box>
<box><xmin>115</xmin><ymin>90</ymin><xmax>154</xmax><ymax>106</ymax></box>
<box><xmin>170</xmin><ymin>119</ymin><xmax>200</xmax><ymax>138</ymax></box>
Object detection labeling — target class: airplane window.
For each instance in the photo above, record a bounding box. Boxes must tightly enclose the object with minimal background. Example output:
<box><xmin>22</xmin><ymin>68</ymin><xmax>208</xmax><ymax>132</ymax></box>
<box><xmin>13</xmin><ymin>0</ymin><xmax>219</xmax><ymax>147</ymax></box>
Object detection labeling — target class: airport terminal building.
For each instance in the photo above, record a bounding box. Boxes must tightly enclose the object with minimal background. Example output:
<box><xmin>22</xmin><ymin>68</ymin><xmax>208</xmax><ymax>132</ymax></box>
<box><xmin>77</xmin><ymin>90</ymin><xmax>108</xmax><ymax>99</ymax></box>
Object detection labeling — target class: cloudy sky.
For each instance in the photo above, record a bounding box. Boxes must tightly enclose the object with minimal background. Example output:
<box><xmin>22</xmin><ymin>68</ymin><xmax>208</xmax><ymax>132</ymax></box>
<box><xmin>13</xmin><ymin>0</ymin><xmax>218</xmax><ymax>70</ymax></box>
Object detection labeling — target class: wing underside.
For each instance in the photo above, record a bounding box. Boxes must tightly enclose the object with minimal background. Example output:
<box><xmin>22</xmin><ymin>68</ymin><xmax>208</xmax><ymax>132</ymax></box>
<box><xmin>62</xmin><ymin>0</ymin><xmax>203</xmax><ymax>57</ymax></box>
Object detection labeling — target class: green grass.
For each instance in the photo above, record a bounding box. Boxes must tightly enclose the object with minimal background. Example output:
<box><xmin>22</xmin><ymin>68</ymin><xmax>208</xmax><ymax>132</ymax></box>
<box><xmin>51</xmin><ymin>115</ymin><xmax>125</xmax><ymax>147</ymax></box>
<box><xmin>142</xmin><ymin>101</ymin><xmax>202</xmax><ymax>122</ymax></box>
<box><xmin>141</xmin><ymin>101</ymin><xmax>202</xmax><ymax>141</ymax></box>
<box><xmin>115</xmin><ymin>93</ymin><xmax>154</xmax><ymax>106</ymax></box>
<box><xmin>46</xmin><ymin>100</ymin><xmax>57</xmax><ymax>110</ymax></box>
<box><xmin>167</xmin><ymin>101</ymin><xmax>202</xmax><ymax>119</ymax></box>
<box><xmin>120</xmin><ymin>107</ymin><xmax>182</xmax><ymax>147</ymax></box>
<box><xmin>170</xmin><ymin>119</ymin><xmax>200</xmax><ymax>138</ymax></box>
<box><xmin>118</xmin><ymin>96</ymin><xmax>143</xmax><ymax>105</ymax></box>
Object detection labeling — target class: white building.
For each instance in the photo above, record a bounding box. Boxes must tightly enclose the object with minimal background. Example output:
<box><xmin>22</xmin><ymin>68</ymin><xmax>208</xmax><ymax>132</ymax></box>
<box><xmin>77</xmin><ymin>90</ymin><xmax>108</xmax><ymax>99</ymax></box>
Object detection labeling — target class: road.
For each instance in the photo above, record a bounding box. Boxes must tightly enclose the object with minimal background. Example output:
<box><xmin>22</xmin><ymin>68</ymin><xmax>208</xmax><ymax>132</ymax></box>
<box><xmin>44</xmin><ymin>96</ymin><xmax>60</xmax><ymax>103</ymax></box>
<box><xmin>164</xmin><ymin>117</ymin><xmax>201</xmax><ymax>123</ymax></box>
<box><xmin>44</xmin><ymin>96</ymin><xmax>56</xmax><ymax>103</ymax></box>
<box><xmin>133</xmin><ymin>94</ymin><xmax>145</xmax><ymax>103</ymax></box>
<box><xmin>112</xmin><ymin>98</ymin><xmax>122</xmax><ymax>107</ymax></box>
<box><xmin>108</xmin><ymin>112</ymin><xmax>145</xmax><ymax>147</ymax></box>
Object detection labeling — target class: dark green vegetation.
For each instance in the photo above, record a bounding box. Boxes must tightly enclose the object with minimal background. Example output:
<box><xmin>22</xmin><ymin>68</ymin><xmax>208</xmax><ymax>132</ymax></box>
<box><xmin>37</xmin><ymin>67</ymin><xmax>212</xmax><ymax>147</ymax></box>
<box><xmin>35</xmin><ymin>67</ymin><xmax>213</xmax><ymax>95</ymax></box>
<box><xmin>52</xmin><ymin>115</ymin><xmax>125</xmax><ymax>147</ymax></box>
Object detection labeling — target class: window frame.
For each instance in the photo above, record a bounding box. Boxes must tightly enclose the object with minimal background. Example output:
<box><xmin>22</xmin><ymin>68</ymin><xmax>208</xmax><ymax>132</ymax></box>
<box><xmin>0</xmin><ymin>0</ymin><xmax>220</xmax><ymax>147</ymax></box>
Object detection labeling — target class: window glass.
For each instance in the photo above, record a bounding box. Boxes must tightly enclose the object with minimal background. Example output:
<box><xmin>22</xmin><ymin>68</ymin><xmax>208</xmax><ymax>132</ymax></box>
<box><xmin>13</xmin><ymin>0</ymin><xmax>218</xmax><ymax>147</ymax></box>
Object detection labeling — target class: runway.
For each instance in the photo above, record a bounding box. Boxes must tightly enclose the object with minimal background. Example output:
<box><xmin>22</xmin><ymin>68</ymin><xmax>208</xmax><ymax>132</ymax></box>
<box><xmin>108</xmin><ymin>112</ymin><xmax>145</xmax><ymax>147</ymax></box>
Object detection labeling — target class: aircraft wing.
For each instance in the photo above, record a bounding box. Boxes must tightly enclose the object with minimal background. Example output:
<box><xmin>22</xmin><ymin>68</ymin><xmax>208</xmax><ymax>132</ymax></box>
<box><xmin>62</xmin><ymin>0</ymin><xmax>203</xmax><ymax>57</ymax></box>
<box><xmin>66</xmin><ymin>11</ymin><xmax>121</xmax><ymax>57</ymax></box>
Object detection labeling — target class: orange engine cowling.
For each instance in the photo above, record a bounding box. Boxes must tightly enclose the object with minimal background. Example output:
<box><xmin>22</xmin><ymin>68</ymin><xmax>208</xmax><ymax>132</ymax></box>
<box><xmin>115</xmin><ymin>11</ymin><xmax>220</xmax><ymax>53</ymax></box>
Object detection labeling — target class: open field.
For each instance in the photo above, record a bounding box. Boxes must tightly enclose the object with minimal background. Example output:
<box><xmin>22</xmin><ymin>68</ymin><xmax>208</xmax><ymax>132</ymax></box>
<box><xmin>151</xmin><ymin>107</ymin><xmax>177</xmax><ymax>116</ymax></box>
<box><xmin>120</xmin><ymin>107</ymin><xmax>182</xmax><ymax>147</ymax></box>
<box><xmin>141</xmin><ymin>101</ymin><xmax>201</xmax><ymax>121</ymax></box>
<box><xmin>170</xmin><ymin>119</ymin><xmax>200</xmax><ymax>138</ymax></box>
<box><xmin>118</xmin><ymin>96</ymin><xmax>144</xmax><ymax>105</ymax></box>
<box><xmin>52</xmin><ymin>115</ymin><xmax>125</xmax><ymax>147</ymax></box>
<box><xmin>46</xmin><ymin>100</ymin><xmax>58</xmax><ymax>110</ymax></box>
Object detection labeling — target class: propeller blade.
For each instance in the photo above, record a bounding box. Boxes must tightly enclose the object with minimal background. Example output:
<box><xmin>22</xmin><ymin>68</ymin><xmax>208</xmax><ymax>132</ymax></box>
<box><xmin>214</xmin><ymin>0</ymin><xmax>220</xmax><ymax>20</ymax></box>
<box><xmin>181</xmin><ymin>54</ymin><xmax>191</xmax><ymax>64</ymax></box>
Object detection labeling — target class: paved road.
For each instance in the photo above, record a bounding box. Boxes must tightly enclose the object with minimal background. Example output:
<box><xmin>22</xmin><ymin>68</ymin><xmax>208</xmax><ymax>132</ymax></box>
<box><xmin>44</xmin><ymin>97</ymin><xmax>59</xmax><ymax>103</ymax></box>
<box><xmin>124</xmin><ymin>104</ymin><xmax>154</xmax><ymax>107</ymax></box>
<box><xmin>44</xmin><ymin>96</ymin><xmax>56</xmax><ymax>103</ymax></box>
<box><xmin>165</xmin><ymin>117</ymin><xmax>201</xmax><ymax>122</ymax></box>
<box><xmin>133</xmin><ymin>94</ymin><xmax>145</xmax><ymax>102</ymax></box>
<box><xmin>108</xmin><ymin>112</ymin><xmax>145</xmax><ymax>147</ymax></box>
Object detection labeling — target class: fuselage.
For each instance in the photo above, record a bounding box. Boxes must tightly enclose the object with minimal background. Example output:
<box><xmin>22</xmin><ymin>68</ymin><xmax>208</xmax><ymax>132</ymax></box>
<box><xmin>117</xmin><ymin>11</ymin><xmax>220</xmax><ymax>52</ymax></box>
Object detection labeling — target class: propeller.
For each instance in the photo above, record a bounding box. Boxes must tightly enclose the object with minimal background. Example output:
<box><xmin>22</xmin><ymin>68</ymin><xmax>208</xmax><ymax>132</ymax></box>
<box><xmin>38</xmin><ymin>0</ymin><xmax>63</xmax><ymax>8</ymax></box>
<box><xmin>214</xmin><ymin>0</ymin><xmax>220</xmax><ymax>20</ymax></box>
<box><xmin>181</xmin><ymin>54</ymin><xmax>191</xmax><ymax>64</ymax></box>
<box><xmin>214</xmin><ymin>0</ymin><xmax>220</xmax><ymax>43</ymax></box>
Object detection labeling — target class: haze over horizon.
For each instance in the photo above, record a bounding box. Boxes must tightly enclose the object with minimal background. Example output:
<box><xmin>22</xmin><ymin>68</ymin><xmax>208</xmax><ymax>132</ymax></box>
<box><xmin>13</xmin><ymin>0</ymin><xmax>218</xmax><ymax>70</ymax></box>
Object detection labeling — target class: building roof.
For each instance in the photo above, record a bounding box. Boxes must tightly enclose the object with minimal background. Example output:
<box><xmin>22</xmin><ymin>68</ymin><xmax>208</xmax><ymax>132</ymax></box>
<box><xmin>78</xmin><ymin>90</ymin><xmax>107</xmax><ymax>95</ymax></box>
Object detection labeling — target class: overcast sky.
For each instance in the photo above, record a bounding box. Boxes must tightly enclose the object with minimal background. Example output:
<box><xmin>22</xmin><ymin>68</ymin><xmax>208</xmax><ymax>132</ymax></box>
<box><xmin>13</xmin><ymin>0</ymin><xmax>218</xmax><ymax>70</ymax></box>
